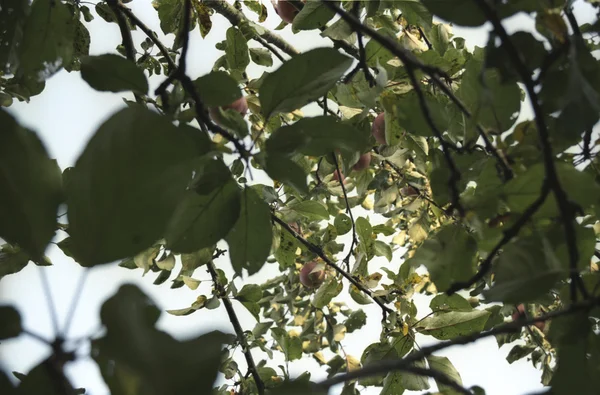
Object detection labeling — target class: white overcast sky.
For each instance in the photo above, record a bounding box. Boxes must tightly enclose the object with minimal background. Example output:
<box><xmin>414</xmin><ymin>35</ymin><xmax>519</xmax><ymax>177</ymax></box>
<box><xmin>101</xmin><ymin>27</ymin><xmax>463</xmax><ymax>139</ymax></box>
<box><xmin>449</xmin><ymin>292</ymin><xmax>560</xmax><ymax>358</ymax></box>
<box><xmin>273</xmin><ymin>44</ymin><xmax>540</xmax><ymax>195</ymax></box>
<box><xmin>1</xmin><ymin>2</ymin><xmax>598</xmax><ymax>394</ymax></box>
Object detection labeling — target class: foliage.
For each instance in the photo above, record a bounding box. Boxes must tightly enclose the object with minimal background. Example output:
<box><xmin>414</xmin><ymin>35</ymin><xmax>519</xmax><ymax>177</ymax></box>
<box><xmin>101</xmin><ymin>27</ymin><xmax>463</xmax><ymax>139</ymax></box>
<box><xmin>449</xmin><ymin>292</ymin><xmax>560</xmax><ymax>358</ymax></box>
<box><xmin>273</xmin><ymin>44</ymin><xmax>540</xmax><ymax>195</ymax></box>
<box><xmin>1</xmin><ymin>0</ymin><xmax>600</xmax><ymax>394</ymax></box>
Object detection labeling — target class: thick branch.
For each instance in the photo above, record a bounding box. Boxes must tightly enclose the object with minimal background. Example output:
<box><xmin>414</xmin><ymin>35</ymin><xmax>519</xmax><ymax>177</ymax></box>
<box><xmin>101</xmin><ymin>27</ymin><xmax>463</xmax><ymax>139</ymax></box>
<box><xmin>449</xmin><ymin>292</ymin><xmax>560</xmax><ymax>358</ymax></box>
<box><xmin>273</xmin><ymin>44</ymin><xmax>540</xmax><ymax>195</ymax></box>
<box><xmin>474</xmin><ymin>0</ymin><xmax>588</xmax><ymax>301</ymax></box>
<box><xmin>317</xmin><ymin>295</ymin><xmax>600</xmax><ymax>389</ymax></box>
<box><xmin>206</xmin><ymin>0</ymin><xmax>300</xmax><ymax>56</ymax></box>
<box><xmin>207</xmin><ymin>262</ymin><xmax>265</xmax><ymax>395</ymax></box>
<box><xmin>272</xmin><ymin>215</ymin><xmax>393</xmax><ymax>318</ymax></box>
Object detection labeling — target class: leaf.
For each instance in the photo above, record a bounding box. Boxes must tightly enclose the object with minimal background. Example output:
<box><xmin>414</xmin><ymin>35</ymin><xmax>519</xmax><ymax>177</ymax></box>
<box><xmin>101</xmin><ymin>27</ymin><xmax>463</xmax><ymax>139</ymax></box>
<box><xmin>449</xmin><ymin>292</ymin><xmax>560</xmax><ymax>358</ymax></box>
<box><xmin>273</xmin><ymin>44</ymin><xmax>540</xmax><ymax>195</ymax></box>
<box><xmin>292</xmin><ymin>0</ymin><xmax>336</xmax><ymax>31</ymax></box>
<box><xmin>506</xmin><ymin>344</ymin><xmax>536</xmax><ymax>364</ymax></box>
<box><xmin>0</xmin><ymin>306</ymin><xmax>21</xmax><ymax>340</ymax></box>
<box><xmin>66</xmin><ymin>107</ymin><xmax>214</xmax><ymax>266</ymax></box>
<box><xmin>249</xmin><ymin>48</ymin><xmax>273</xmax><ymax>67</ymax></box>
<box><xmin>415</xmin><ymin>310</ymin><xmax>491</xmax><ymax>340</ymax></box>
<box><xmin>334</xmin><ymin>214</ymin><xmax>352</xmax><ymax>235</ymax></box>
<box><xmin>373</xmin><ymin>240</ymin><xmax>393</xmax><ymax>262</ymax></box>
<box><xmin>236</xmin><ymin>284</ymin><xmax>262</xmax><ymax>303</ymax></box>
<box><xmin>397</xmin><ymin>0</ymin><xmax>433</xmax><ymax>30</ymax></box>
<box><xmin>155</xmin><ymin>0</ymin><xmax>185</xmax><ymax>35</ymax></box>
<box><xmin>264</xmin><ymin>153</ymin><xmax>308</xmax><ymax>195</ymax></box>
<box><xmin>312</xmin><ymin>277</ymin><xmax>343</xmax><ymax>308</ymax></box>
<box><xmin>271</xmin><ymin>327</ymin><xmax>302</xmax><ymax>361</ymax></box>
<box><xmin>422</xmin><ymin>0</ymin><xmax>486</xmax><ymax>27</ymax></box>
<box><xmin>400</xmin><ymin>352</ymin><xmax>430</xmax><ymax>390</ymax></box>
<box><xmin>407</xmin><ymin>224</ymin><xmax>477</xmax><ymax>292</ymax></box>
<box><xmin>0</xmin><ymin>110</ymin><xmax>62</xmax><ymax>260</ymax></box>
<box><xmin>166</xmin><ymin>159</ymin><xmax>241</xmax><ymax>254</ymax></box>
<box><xmin>345</xmin><ymin>310</ymin><xmax>367</xmax><ymax>333</ymax></box>
<box><xmin>92</xmin><ymin>284</ymin><xmax>228</xmax><ymax>395</ymax></box>
<box><xmin>193</xmin><ymin>71</ymin><xmax>242</xmax><ymax>108</ymax></box>
<box><xmin>483</xmin><ymin>234</ymin><xmax>566</xmax><ymax>304</ymax></box>
<box><xmin>194</xmin><ymin>2</ymin><xmax>213</xmax><ymax>38</ymax></box>
<box><xmin>225</xmin><ymin>26</ymin><xmax>250</xmax><ymax>71</ymax></box>
<box><xmin>288</xmin><ymin>200</ymin><xmax>329</xmax><ymax>221</ymax></box>
<box><xmin>0</xmin><ymin>244</ymin><xmax>31</xmax><ymax>279</ymax></box>
<box><xmin>0</xmin><ymin>0</ymin><xmax>28</xmax><ymax>73</ymax></box>
<box><xmin>259</xmin><ymin>48</ymin><xmax>353</xmax><ymax>117</ymax></box>
<box><xmin>166</xmin><ymin>295</ymin><xmax>207</xmax><ymax>316</ymax></box>
<box><xmin>18</xmin><ymin>0</ymin><xmax>75</xmax><ymax>78</ymax></box>
<box><xmin>427</xmin><ymin>355</ymin><xmax>463</xmax><ymax>393</ymax></box>
<box><xmin>381</xmin><ymin>372</ymin><xmax>405</xmax><ymax>395</ymax></box>
<box><xmin>80</xmin><ymin>54</ymin><xmax>148</xmax><ymax>94</ymax></box>
<box><xmin>430</xmin><ymin>294</ymin><xmax>473</xmax><ymax>312</ymax></box>
<box><xmin>266</xmin><ymin>116</ymin><xmax>370</xmax><ymax>157</ymax></box>
<box><xmin>226</xmin><ymin>187</ymin><xmax>272</xmax><ymax>276</ymax></box>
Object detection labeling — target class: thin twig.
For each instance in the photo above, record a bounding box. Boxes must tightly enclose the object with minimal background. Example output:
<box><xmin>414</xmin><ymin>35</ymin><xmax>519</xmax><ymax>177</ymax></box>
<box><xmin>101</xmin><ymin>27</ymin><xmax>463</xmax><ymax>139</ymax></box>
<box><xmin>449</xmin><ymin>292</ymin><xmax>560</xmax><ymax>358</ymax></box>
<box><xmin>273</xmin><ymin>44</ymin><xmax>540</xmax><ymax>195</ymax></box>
<box><xmin>316</xmin><ymin>295</ymin><xmax>600</xmax><ymax>389</ymax></box>
<box><xmin>206</xmin><ymin>262</ymin><xmax>265</xmax><ymax>395</ymax></box>
<box><xmin>39</xmin><ymin>268</ymin><xmax>60</xmax><ymax>337</ymax></box>
<box><xmin>352</xmin><ymin>1</ymin><xmax>374</xmax><ymax>86</ymax></box>
<box><xmin>446</xmin><ymin>182</ymin><xmax>551</xmax><ymax>294</ymax></box>
<box><xmin>330</xmin><ymin>152</ymin><xmax>357</xmax><ymax>272</ymax></box>
<box><xmin>474</xmin><ymin>0</ymin><xmax>588</xmax><ymax>301</ymax></box>
<box><xmin>22</xmin><ymin>329</ymin><xmax>53</xmax><ymax>345</ymax></box>
<box><xmin>62</xmin><ymin>269</ymin><xmax>89</xmax><ymax>337</ymax></box>
<box><xmin>272</xmin><ymin>215</ymin><xmax>393</xmax><ymax>318</ymax></box>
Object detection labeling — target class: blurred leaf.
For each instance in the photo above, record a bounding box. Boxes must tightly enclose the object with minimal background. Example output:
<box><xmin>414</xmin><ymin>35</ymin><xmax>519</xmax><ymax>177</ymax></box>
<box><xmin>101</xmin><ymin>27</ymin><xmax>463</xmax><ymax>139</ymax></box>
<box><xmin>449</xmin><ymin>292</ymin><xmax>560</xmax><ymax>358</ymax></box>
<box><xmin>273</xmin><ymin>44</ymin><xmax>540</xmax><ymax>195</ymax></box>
<box><xmin>415</xmin><ymin>310</ymin><xmax>490</xmax><ymax>340</ymax></box>
<box><xmin>312</xmin><ymin>277</ymin><xmax>343</xmax><ymax>308</ymax></box>
<box><xmin>264</xmin><ymin>154</ymin><xmax>308</xmax><ymax>195</ymax></box>
<box><xmin>80</xmin><ymin>54</ymin><xmax>148</xmax><ymax>94</ymax></box>
<box><xmin>0</xmin><ymin>244</ymin><xmax>30</xmax><ymax>279</ymax></box>
<box><xmin>0</xmin><ymin>110</ymin><xmax>62</xmax><ymax>260</ymax></box>
<box><xmin>193</xmin><ymin>71</ymin><xmax>242</xmax><ymax>107</ymax></box>
<box><xmin>288</xmin><ymin>200</ymin><xmax>329</xmax><ymax>221</ymax></box>
<box><xmin>292</xmin><ymin>0</ymin><xmax>336</xmax><ymax>31</ymax></box>
<box><xmin>427</xmin><ymin>355</ymin><xmax>463</xmax><ymax>393</ymax></box>
<box><xmin>0</xmin><ymin>306</ymin><xmax>21</xmax><ymax>340</ymax></box>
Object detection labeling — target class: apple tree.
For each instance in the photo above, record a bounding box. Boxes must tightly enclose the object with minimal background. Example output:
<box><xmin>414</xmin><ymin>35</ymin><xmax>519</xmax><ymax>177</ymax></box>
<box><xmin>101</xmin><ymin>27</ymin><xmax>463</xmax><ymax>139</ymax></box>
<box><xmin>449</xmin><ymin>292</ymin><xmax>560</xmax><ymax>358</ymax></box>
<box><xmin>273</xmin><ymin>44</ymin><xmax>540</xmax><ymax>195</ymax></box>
<box><xmin>1</xmin><ymin>0</ymin><xmax>600</xmax><ymax>394</ymax></box>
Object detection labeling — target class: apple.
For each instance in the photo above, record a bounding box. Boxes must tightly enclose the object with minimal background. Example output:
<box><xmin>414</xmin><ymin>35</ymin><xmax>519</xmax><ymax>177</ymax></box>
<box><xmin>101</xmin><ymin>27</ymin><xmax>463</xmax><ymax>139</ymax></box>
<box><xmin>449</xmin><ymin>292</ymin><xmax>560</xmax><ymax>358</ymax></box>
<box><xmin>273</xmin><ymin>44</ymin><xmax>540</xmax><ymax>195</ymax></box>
<box><xmin>276</xmin><ymin>0</ymin><xmax>300</xmax><ymax>24</ymax></box>
<box><xmin>332</xmin><ymin>169</ymin><xmax>346</xmax><ymax>184</ymax></box>
<box><xmin>299</xmin><ymin>261</ymin><xmax>325</xmax><ymax>288</ymax></box>
<box><xmin>400</xmin><ymin>186</ymin><xmax>418</xmax><ymax>196</ymax></box>
<box><xmin>353</xmin><ymin>153</ymin><xmax>371</xmax><ymax>171</ymax></box>
<box><xmin>371</xmin><ymin>113</ymin><xmax>386</xmax><ymax>145</ymax></box>
<box><xmin>512</xmin><ymin>304</ymin><xmax>545</xmax><ymax>331</ymax></box>
<box><xmin>209</xmin><ymin>96</ymin><xmax>248</xmax><ymax>124</ymax></box>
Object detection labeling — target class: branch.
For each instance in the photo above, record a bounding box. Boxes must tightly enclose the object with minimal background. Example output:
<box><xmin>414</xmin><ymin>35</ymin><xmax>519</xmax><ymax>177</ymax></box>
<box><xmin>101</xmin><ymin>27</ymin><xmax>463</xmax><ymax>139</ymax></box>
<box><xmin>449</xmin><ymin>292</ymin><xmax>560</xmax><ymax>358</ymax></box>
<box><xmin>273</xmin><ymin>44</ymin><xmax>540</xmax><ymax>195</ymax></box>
<box><xmin>351</xmin><ymin>1</ymin><xmax>374</xmax><ymax>86</ymax></box>
<box><xmin>206</xmin><ymin>261</ymin><xmax>265</xmax><ymax>395</ymax></box>
<box><xmin>107</xmin><ymin>0</ymin><xmax>144</xmax><ymax>105</ymax></box>
<box><xmin>271</xmin><ymin>215</ymin><xmax>393</xmax><ymax>318</ymax></box>
<box><xmin>206</xmin><ymin>0</ymin><xmax>300</xmax><ymax>57</ymax></box>
<box><xmin>322</xmin><ymin>1</ymin><xmax>513</xmax><ymax>182</ymax></box>
<box><xmin>316</xmin><ymin>295</ymin><xmax>600</xmax><ymax>389</ymax></box>
<box><xmin>330</xmin><ymin>152</ymin><xmax>357</xmax><ymax>271</ymax></box>
<box><xmin>117</xmin><ymin>1</ymin><xmax>250</xmax><ymax>158</ymax></box>
<box><xmin>474</xmin><ymin>0</ymin><xmax>588</xmax><ymax>301</ymax></box>
<box><xmin>401</xmin><ymin>366</ymin><xmax>473</xmax><ymax>395</ymax></box>
<box><xmin>446</xmin><ymin>181</ymin><xmax>551</xmax><ymax>294</ymax></box>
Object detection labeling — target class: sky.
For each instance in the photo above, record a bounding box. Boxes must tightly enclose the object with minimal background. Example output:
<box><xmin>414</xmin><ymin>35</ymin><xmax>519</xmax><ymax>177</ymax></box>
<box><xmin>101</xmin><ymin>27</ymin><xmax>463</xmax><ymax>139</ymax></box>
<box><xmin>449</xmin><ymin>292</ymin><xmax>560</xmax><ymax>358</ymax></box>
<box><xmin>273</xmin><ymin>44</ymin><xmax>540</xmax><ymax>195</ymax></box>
<box><xmin>1</xmin><ymin>1</ymin><xmax>598</xmax><ymax>394</ymax></box>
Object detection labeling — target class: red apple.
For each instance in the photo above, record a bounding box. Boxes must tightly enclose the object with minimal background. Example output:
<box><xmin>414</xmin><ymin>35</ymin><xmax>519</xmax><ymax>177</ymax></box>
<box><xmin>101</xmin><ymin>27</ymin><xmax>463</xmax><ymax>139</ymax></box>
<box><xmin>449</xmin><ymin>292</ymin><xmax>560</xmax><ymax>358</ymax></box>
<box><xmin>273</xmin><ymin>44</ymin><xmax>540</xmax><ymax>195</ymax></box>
<box><xmin>512</xmin><ymin>304</ymin><xmax>545</xmax><ymax>331</ymax></box>
<box><xmin>353</xmin><ymin>153</ymin><xmax>371</xmax><ymax>171</ymax></box>
<box><xmin>372</xmin><ymin>113</ymin><xmax>386</xmax><ymax>145</ymax></box>
<box><xmin>209</xmin><ymin>96</ymin><xmax>248</xmax><ymax>124</ymax></box>
<box><xmin>332</xmin><ymin>169</ymin><xmax>346</xmax><ymax>184</ymax></box>
<box><xmin>276</xmin><ymin>0</ymin><xmax>299</xmax><ymax>24</ymax></box>
<box><xmin>299</xmin><ymin>261</ymin><xmax>325</xmax><ymax>288</ymax></box>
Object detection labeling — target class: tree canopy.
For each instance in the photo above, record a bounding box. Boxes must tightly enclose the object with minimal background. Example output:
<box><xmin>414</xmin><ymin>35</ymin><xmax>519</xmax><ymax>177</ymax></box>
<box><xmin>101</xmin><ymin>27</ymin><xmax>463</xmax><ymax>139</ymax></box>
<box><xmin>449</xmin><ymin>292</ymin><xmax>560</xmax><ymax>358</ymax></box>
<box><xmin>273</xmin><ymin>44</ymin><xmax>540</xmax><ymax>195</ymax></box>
<box><xmin>1</xmin><ymin>0</ymin><xmax>600</xmax><ymax>394</ymax></box>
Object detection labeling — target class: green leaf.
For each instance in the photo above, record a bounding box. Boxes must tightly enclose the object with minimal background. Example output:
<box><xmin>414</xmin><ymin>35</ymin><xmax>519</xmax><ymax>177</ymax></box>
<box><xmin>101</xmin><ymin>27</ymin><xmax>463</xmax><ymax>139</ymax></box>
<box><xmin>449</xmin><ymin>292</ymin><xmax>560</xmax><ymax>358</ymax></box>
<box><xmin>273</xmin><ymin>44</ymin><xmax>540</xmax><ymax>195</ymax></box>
<box><xmin>364</xmin><ymin>28</ymin><xmax>396</xmax><ymax>68</ymax></box>
<box><xmin>381</xmin><ymin>372</ymin><xmax>405</xmax><ymax>395</ymax></box>
<box><xmin>266</xmin><ymin>116</ymin><xmax>370</xmax><ymax>157</ymax></box>
<box><xmin>193</xmin><ymin>71</ymin><xmax>242</xmax><ymax>107</ymax></box>
<box><xmin>400</xmin><ymin>352</ymin><xmax>430</xmax><ymax>390</ymax></box>
<box><xmin>259</xmin><ymin>48</ymin><xmax>353</xmax><ymax>117</ymax></box>
<box><xmin>0</xmin><ymin>244</ymin><xmax>31</xmax><ymax>279</ymax></box>
<box><xmin>194</xmin><ymin>3</ymin><xmax>213</xmax><ymax>38</ymax></box>
<box><xmin>155</xmin><ymin>0</ymin><xmax>185</xmax><ymax>35</ymax></box>
<box><xmin>407</xmin><ymin>224</ymin><xmax>477</xmax><ymax>292</ymax></box>
<box><xmin>225</xmin><ymin>26</ymin><xmax>250</xmax><ymax>71</ymax></box>
<box><xmin>211</xmin><ymin>107</ymin><xmax>249</xmax><ymax>138</ymax></box>
<box><xmin>66</xmin><ymin>107</ymin><xmax>214</xmax><ymax>266</ymax></box>
<box><xmin>422</xmin><ymin>0</ymin><xmax>486</xmax><ymax>27</ymax></box>
<box><xmin>271</xmin><ymin>327</ymin><xmax>303</xmax><ymax>361</ymax></box>
<box><xmin>426</xmin><ymin>355</ymin><xmax>463</xmax><ymax>393</ymax></box>
<box><xmin>430</xmin><ymin>294</ymin><xmax>473</xmax><ymax>312</ymax></box>
<box><xmin>292</xmin><ymin>0</ymin><xmax>336</xmax><ymax>31</ymax></box>
<box><xmin>396</xmin><ymin>0</ymin><xmax>433</xmax><ymax>30</ymax></box>
<box><xmin>334</xmin><ymin>214</ymin><xmax>352</xmax><ymax>235</ymax></box>
<box><xmin>506</xmin><ymin>344</ymin><xmax>536</xmax><ymax>364</ymax></box>
<box><xmin>18</xmin><ymin>0</ymin><xmax>75</xmax><ymax>78</ymax></box>
<box><xmin>80</xmin><ymin>54</ymin><xmax>148</xmax><ymax>94</ymax></box>
<box><xmin>0</xmin><ymin>110</ymin><xmax>62</xmax><ymax>260</ymax></box>
<box><xmin>381</xmin><ymin>90</ymin><xmax>448</xmax><ymax>137</ymax></box>
<box><xmin>249</xmin><ymin>48</ymin><xmax>273</xmax><ymax>67</ymax></box>
<box><xmin>92</xmin><ymin>284</ymin><xmax>228</xmax><ymax>395</ymax></box>
<box><xmin>288</xmin><ymin>200</ymin><xmax>329</xmax><ymax>221</ymax></box>
<box><xmin>167</xmin><ymin>160</ymin><xmax>241</xmax><ymax>254</ymax></box>
<box><xmin>264</xmin><ymin>153</ymin><xmax>308</xmax><ymax>195</ymax></box>
<box><xmin>415</xmin><ymin>310</ymin><xmax>491</xmax><ymax>340</ymax></box>
<box><xmin>484</xmin><ymin>234</ymin><xmax>566</xmax><ymax>304</ymax></box>
<box><xmin>312</xmin><ymin>277</ymin><xmax>343</xmax><ymax>308</ymax></box>
<box><xmin>236</xmin><ymin>284</ymin><xmax>262</xmax><ymax>303</ymax></box>
<box><xmin>0</xmin><ymin>306</ymin><xmax>21</xmax><ymax>340</ymax></box>
<box><xmin>226</xmin><ymin>187</ymin><xmax>272</xmax><ymax>276</ymax></box>
<box><xmin>345</xmin><ymin>310</ymin><xmax>367</xmax><ymax>333</ymax></box>
<box><xmin>0</xmin><ymin>0</ymin><xmax>28</xmax><ymax>74</ymax></box>
<box><xmin>373</xmin><ymin>240</ymin><xmax>392</xmax><ymax>262</ymax></box>
<box><xmin>457</xmin><ymin>55</ymin><xmax>521</xmax><ymax>132</ymax></box>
